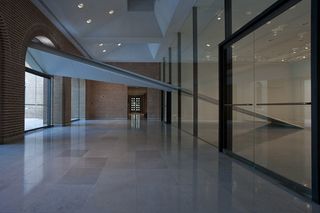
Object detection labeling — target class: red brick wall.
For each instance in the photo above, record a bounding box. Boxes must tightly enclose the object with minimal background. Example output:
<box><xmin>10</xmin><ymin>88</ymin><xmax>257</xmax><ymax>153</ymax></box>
<box><xmin>86</xmin><ymin>81</ymin><xmax>128</xmax><ymax>120</ymax></box>
<box><xmin>0</xmin><ymin>0</ymin><xmax>82</xmax><ymax>142</ymax></box>
<box><xmin>86</xmin><ymin>62</ymin><xmax>161</xmax><ymax>120</ymax></box>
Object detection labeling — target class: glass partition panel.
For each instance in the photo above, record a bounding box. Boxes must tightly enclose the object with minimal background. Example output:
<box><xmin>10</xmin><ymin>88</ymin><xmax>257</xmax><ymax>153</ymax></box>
<box><xmin>181</xmin><ymin>93</ymin><xmax>193</xmax><ymax>134</ymax></box>
<box><xmin>253</xmin><ymin>0</ymin><xmax>311</xmax><ymax>187</ymax></box>
<box><xmin>230</xmin><ymin>0</ymin><xmax>311</xmax><ymax>188</ymax></box>
<box><xmin>181</xmin><ymin>13</ymin><xmax>194</xmax><ymax>134</ymax></box>
<box><xmin>171</xmin><ymin>38</ymin><xmax>179</xmax><ymax>126</ymax></box>
<box><xmin>171</xmin><ymin>39</ymin><xmax>178</xmax><ymax>87</ymax></box>
<box><xmin>172</xmin><ymin>91</ymin><xmax>178</xmax><ymax>127</ymax></box>
<box><xmin>197</xmin><ymin>0</ymin><xmax>224</xmax><ymax>146</ymax></box>
<box><xmin>25</xmin><ymin>72</ymin><xmax>50</xmax><ymax>131</ymax></box>
<box><xmin>232</xmin><ymin>34</ymin><xmax>255</xmax><ymax>162</ymax></box>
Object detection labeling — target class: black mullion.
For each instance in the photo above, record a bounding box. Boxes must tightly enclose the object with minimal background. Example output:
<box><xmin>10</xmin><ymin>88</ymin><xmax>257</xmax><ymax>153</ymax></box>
<box><xmin>166</xmin><ymin>47</ymin><xmax>172</xmax><ymax>124</ymax></box>
<box><xmin>311</xmin><ymin>0</ymin><xmax>320</xmax><ymax>203</ymax></box>
<box><xmin>193</xmin><ymin>7</ymin><xmax>198</xmax><ymax>137</ymax></box>
<box><xmin>177</xmin><ymin>32</ymin><xmax>182</xmax><ymax>129</ymax></box>
<box><xmin>219</xmin><ymin>0</ymin><xmax>232</xmax><ymax>152</ymax></box>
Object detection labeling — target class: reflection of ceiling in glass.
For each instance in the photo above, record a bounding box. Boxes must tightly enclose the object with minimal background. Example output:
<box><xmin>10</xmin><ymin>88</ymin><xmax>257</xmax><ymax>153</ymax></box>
<box><xmin>232</xmin><ymin>0</ymin><xmax>278</xmax><ymax>32</ymax></box>
<box><xmin>232</xmin><ymin>0</ymin><xmax>310</xmax><ymax>64</ymax></box>
<box><xmin>197</xmin><ymin>0</ymin><xmax>224</xmax><ymax>63</ymax></box>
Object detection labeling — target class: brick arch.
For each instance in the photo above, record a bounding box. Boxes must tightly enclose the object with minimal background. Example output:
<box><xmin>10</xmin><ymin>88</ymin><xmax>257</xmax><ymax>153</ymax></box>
<box><xmin>21</xmin><ymin>23</ymin><xmax>61</xmax><ymax>63</ymax></box>
<box><xmin>0</xmin><ymin>14</ymin><xmax>11</xmax><ymax>142</ymax></box>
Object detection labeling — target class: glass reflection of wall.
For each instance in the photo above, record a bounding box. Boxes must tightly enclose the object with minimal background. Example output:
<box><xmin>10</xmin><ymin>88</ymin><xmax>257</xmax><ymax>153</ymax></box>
<box><xmin>181</xmin><ymin>13</ymin><xmax>194</xmax><ymax>135</ymax></box>
<box><xmin>24</xmin><ymin>72</ymin><xmax>49</xmax><ymax>131</ymax></box>
<box><xmin>196</xmin><ymin>0</ymin><xmax>224</xmax><ymax>147</ymax></box>
<box><xmin>231</xmin><ymin>0</ymin><xmax>311</xmax><ymax>188</ymax></box>
<box><xmin>71</xmin><ymin>78</ymin><xmax>80</xmax><ymax>121</ymax></box>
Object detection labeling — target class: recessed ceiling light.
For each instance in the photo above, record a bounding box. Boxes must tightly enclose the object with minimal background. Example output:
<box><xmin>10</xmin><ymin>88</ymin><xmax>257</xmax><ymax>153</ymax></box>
<box><xmin>99</xmin><ymin>43</ymin><xmax>104</xmax><ymax>47</ymax></box>
<box><xmin>217</xmin><ymin>16</ymin><xmax>222</xmax><ymax>20</ymax></box>
<box><xmin>117</xmin><ymin>43</ymin><xmax>122</xmax><ymax>47</ymax></box>
<box><xmin>206</xmin><ymin>43</ymin><xmax>211</xmax><ymax>47</ymax></box>
<box><xmin>86</xmin><ymin>19</ymin><xmax>92</xmax><ymax>24</ymax></box>
<box><xmin>305</xmin><ymin>46</ymin><xmax>309</xmax><ymax>50</ymax></box>
<box><xmin>281</xmin><ymin>59</ymin><xmax>286</xmax><ymax>62</ymax></box>
<box><xmin>302</xmin><ymin>56</ymin><xmax>306</xmax><ymax>59</ymax></box>
<box><xmin>292</xmin><ymin>48</ymin><xmax>298</xmax><ymax>54</ymax></box>
<box><xmin>78</xmin><ymin>3</ymin><xmax>84</xmax><ymax>8</ymax></box>
<box><xmin>108</xmin><ymin>10</ymin><xmax>115</xmax><ymax>15</ymax></box>
<box><xmin>102</xmin><ymin>49</ymin><xmax>107</xmax><ymax>53</ymax></box>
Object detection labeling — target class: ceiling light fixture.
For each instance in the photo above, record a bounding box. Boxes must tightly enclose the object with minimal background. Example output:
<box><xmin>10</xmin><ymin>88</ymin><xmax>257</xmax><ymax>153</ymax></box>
<box><xmin>216</xmin><ymin>10</ymin><xmax>223</xmax><ymax>21</ymax></box>
<box><xmin>102</xmin><ymin>49</ymin><xmax>107</xmax><ymax>53</ymax></box>
<box><xmin>302</xmin><ymin>56</ymin><xmax>306</xmax><ymax>59</ymax></box>
<box><xmin>86</xmin><ymin>19</ymin><xmax>92</xmax><ymax>24</ymax></box>
<box><xmin>117</xmin><ymin>43</ymin><xmax>122</xmax><ymax>47</ymax></box>
<box><xmin>305</xmin><ymin>46</ymin><xmax>309</xmax><ymax>50</ymax></box>
<box><xmin>206</xmin><ymin>43</ymin><xmax>211</xmax><ymax>47</ymax></box>
<box><xmin>78</xmin><ymin>3</ymin><xmax>84</xmax><ymax>8</ymax></box>
<box><xmin>292</xmin><ymin>48</ymin><xmax>298</xmax><ymax>54</ymax></box>
<box><xmin>99</xmin><ymin>43</ymin><xmax>104</xmax><ymax>47</ymax></box>
<box><xmin>109</xmin><ymin>10</ymin><xmax>115</xmax><ymax>15</ymax></box>
<box><xmin>281</xmin><ymin>59</ymin><xmax>286</xmax><ymax>62</ymax></box>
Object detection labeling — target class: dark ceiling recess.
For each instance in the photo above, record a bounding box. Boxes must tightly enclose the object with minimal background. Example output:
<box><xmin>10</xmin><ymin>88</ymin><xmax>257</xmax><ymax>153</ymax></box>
<box><xmin>128</xmin><ymin>0</ymin><xmax>155</xmax><ymax>11</ymax></box>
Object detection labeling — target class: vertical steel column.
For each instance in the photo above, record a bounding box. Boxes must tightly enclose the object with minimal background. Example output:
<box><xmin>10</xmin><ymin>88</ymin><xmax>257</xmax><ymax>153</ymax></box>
<box><xmin>311</xmin><ymin>0</ymin><xmax>320</xmax><ymax>203</ymax></box>
<box><xmin>219</xmin><ymin>0</ymin><xmax>232</xmax><ymax>152</ymax></box>
<box><xmin>193</xmin><ymin>7</ymin><xmax>198</xmax><ymax>137</ymax></box>
<box><xmin>177</xmin><ymin>33</ymin><xmax>182</xmax><ymax>129</ymax></box>
<box><xmin>161</xmin><ymin>59</ymin><xmax>166</xmax><ymax>122</ymax></box>
<box><xmin>166</xmin><ymin>48</ymin><xmax>172</xmax><ymax>124</ymax></box>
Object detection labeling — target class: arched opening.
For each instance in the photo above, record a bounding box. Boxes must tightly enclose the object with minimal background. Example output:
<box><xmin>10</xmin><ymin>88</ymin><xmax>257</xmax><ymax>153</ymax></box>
<box><xmin>24</xmin><ymin>36</ymin><xmax>55</xmax><ymax>131</ymax></box>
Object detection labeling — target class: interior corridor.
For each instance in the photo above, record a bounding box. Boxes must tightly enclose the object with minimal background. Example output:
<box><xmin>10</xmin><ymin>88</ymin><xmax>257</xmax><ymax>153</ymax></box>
<box><xmin>0</xmin><ymin>120</ymin><xmax>318</xmax><ymax>213</ymax></box>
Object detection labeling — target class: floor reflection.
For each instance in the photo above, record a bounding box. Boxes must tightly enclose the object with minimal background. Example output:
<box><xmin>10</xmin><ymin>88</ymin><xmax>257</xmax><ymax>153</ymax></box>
<box><xmin>0</xmin><ymin>120</ymin><xmax>318</xmax><ymax>213</ymax></box>
<box><xmin>130</xmin><ymin>113</ymin><xmax>141</xmax><ymax>129</ymax></box>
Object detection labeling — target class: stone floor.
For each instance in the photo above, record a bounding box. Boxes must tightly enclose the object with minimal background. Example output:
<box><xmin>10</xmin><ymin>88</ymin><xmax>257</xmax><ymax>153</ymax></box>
<box><xmin>0</xmin><ymin>120</ymin><xmax>319</xmax><ymax>213</ymax></box>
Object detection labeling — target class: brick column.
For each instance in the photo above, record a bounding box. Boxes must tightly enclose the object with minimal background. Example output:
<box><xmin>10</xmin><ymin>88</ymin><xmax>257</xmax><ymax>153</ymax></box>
<box><xmin>53</xmin><ymin>76</ymin><xmax>71</xmax><ymax>126</ymax></box>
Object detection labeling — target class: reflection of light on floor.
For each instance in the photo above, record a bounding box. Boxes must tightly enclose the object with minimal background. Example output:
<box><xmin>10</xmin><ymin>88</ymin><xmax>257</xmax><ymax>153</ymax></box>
<box><xmin>24</xmin><ymin>132</ymin><xmax>44</xmax><ymax>194</ymax></box>
<box><xmin>130</xmin><ymin>114</ymin><xmax>140</xmax><ymax>128</ymax></box>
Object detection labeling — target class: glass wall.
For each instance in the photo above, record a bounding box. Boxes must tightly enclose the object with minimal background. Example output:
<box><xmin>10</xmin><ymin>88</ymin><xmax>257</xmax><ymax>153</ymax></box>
<box><xmin>71</xmin><ymin>78</ymin><xmax>80</xmax><ymax>120</ymax></box>
<box><xmin>180</xmin><ymin>13</ymin><xmax>194</xmax><ymax>134</ymax></box>
<box><xmin>197</xmin><ymin>0</ymin><xmax>224</xmax><ymax>146</ymax></box>
<box><xmin>230</xmin><ymin>0</ymin><xmax>311</xmax><ymax>188</ymax></box>
<box><xmin>25</xmin><ymin>72</ymin><xmax>50</xmax><ymax>131</ymax></box>
<box><xmin>171</xmin><ymin>38</ymin><xmax>179</xmax><ymax>127</ymax></box>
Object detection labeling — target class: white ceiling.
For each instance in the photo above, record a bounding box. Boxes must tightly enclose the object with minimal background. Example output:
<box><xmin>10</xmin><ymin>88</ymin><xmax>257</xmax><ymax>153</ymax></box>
<box><xmin>31</xmin><ymin>0</ymin><xmax>194</xmax><ymax>62</ymax></box>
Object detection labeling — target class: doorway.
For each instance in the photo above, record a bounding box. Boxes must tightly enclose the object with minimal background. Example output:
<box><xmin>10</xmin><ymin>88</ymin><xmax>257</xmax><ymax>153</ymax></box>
<box><xmin>128</xmin><ymin>87</ymin><xmax>147</xmax><ymax>119</ymax></box>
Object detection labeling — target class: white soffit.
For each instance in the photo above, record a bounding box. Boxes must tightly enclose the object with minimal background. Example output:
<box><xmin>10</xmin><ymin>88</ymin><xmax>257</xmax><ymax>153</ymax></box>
<box><xmin>27</xmin><ymin>43</ymin><xmax>177</xmax><ymax>91</ymax></box>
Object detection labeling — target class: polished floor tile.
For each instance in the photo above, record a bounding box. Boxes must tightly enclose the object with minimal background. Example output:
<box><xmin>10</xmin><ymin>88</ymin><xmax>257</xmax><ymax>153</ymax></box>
<box><xmin>59</xmin><ymin>168</ymin><xmax>102</xmax><ymax>185</ymax></box>
<box><xmin>0</xmin><ymin>120</ymin><xmax>319</xmax><ymax>213</ymax></box>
